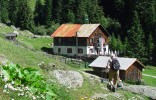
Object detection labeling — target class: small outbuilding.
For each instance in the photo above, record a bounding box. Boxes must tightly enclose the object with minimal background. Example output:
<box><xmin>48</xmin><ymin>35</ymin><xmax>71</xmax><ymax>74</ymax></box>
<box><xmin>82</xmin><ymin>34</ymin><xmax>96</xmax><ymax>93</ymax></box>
<box><xmin>5</xmin><ymin>33</ymin><xmax>17</xmax><ymax>41</ymax></box>
<box><xmin>89</xmin><ymin>56</ymin><xmax>146</xmax><ymax>81</ymax></box>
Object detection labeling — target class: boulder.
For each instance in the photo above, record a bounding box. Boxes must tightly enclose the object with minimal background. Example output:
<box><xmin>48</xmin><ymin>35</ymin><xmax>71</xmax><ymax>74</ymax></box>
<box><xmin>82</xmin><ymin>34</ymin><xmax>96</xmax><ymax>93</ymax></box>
<box><xmin>53</xmin><ymin>70</ymin><xmax>83</xmax><ymax>88</ymax></box>
<box><xmin>122</xmin><ymin>85</ymin><xmax>156</xmax><ymax>99</ymax></box>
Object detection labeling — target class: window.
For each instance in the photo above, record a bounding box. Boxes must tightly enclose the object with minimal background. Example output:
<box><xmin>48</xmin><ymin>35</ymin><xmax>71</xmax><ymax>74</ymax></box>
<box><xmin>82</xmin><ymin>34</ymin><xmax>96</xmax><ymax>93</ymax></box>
<box><xmin>59</xmin><ymin>38</ymin><xmax>61</xmax><ymax>44</ymax></box>
<box><xmin>57</xmin><ymin>48</ymin><xmax>61</xmax><ymax>54</ymax></box>
<box><xmin>67</xmin><ymin>48</ymin><xmax>72</xmax><ymax>53</ymax></box>
<box><xmin>89</xmin><ymin>49</ymin><xmax>93</xmax><ymax>53</ymax></box>
<box><xmin>97</xmin><ymin>38</ymin><xmax>99</xmax><ymax>43</ymax></box>
<box><xmin>78</xmin><ymin>48</ymin><xmax>83</xmax><ymax>54</ymax></box>
<box><xmin>90</xmin><ymin>38</ymin><xmax>93</xmax><ymax>43</ymax></box>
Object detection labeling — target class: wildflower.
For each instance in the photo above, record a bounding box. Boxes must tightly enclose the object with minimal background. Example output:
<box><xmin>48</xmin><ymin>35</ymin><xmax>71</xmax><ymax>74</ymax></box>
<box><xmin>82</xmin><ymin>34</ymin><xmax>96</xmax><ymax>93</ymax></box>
<box><xmin>18</xmin><ymin>93</ymin><xmax>21</xmax><ymax>96</ymax></box>
<box><xmin>32</xmin><ymin>96</ymin><xmax>36</xmax><ymax>100</ymax></box>
<box><xmin>3</xmin><ymin>77</ymin><xmax>8</xmax><ymax>82</ymax></box>
<box><xmin>11</xmin><ymin>81</ymin><xmax>15</xmax><ymax>85</ymax></box>
<box><xmin>7</xmin><ymin>83</ymin><xmax>15</xmax><ymax>90</ymax></box>
<box><xmin>4</xmin><ymin>84</ymin><xmax>8</xmax><ymax>89</ymax></box>
<box><xmin>3</xmin><ymin>89</ymin><xmax>7</xmax><ymax>93</ymax></box>
<box><xmin>20</xmin><ymin>92</ymin><xmax>24</xmax><ymax>96</ymax></box>
<box><xmin>25</xmin><ymin>86</ymin><xmax>29</xmax><ymax>90</ymax></box>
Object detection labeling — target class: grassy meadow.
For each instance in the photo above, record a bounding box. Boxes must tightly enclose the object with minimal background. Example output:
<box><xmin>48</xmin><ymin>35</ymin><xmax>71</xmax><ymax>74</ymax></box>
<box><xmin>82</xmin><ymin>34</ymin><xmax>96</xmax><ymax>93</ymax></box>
<box><xmin>0</xmin><ymin>24</ymin><xmax>155</xmax><ymax>100</ymax></box>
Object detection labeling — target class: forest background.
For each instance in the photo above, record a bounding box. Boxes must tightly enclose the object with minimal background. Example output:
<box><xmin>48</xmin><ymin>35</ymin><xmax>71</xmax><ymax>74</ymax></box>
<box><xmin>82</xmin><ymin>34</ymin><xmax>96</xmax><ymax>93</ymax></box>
<box><xmin>0</xmin><ymin>0</ymin><xmax>155</xmax><ymax>65</ymax></box>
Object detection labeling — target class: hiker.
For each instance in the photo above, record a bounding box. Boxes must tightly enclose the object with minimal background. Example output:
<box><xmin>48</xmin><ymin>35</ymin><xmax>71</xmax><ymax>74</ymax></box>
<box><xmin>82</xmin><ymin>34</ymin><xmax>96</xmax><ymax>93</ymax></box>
<box><xmin>107</xmin><ymin>54</ymin><xmax>120</xmax><ymax>92</ymax></box>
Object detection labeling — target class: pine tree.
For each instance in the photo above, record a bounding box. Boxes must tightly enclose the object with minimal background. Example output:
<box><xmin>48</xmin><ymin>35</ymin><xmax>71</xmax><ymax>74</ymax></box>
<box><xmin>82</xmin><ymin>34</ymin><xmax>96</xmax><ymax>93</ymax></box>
<box><xmin>52</xmin><ymin>0</ymin><xmax>63</xmax><ymax>23</ymax></box>
<box><xmin>123</xmin><ymin>37</ymin><xmax>131</xmax><ymax>56</ymax></box>
<box><xmin>75</xmin><ymin>0</ymin><xmax>87</xmax><ymax>24</ymax></box>
<box><xmin>109</xmin><ymin>33</ymin><xmax>117</xmax><ymax>51</ymax></box>
<box><xmin>0</xmin><ymin>0</ymin><xmax>9</xmax><ymax>23</ymax></box>
<box><xmin>44</xmin><ymin>0</ymin><xmax>53</xmax><ymax>27</ymax></box>
<box><xmin>67</xmin><ymin>10</ymin><xmax>75</xmax><ymax>23</ymax></box>
<box><xmin>86</xmin><ymin>0</ymin><xmax>104</xmax><ymax>23</ymax></box>
<box><xmin>147</xmin><ymin>33</ymin><xmax>154</xmax><ymax>61</ymax></box>
<box><xmin>127</xmin><ymin>11</ymin><xmax>146</xmax><ymax>62</ymax></box>
<box><xmin>16</xmin><ymin>0</ymin><xmax>34</xmax><ymax>31</ymax></box>
<box><xmin>116</xmin><ymin>34</ymin><xmax>123</xmax><ymax>51</ymax></box>
<box><xmin>34</xmin><ymin>0</ymin><xmax>44</xmax><ymax>25</ymax></box>
<box><xmin>8</xmin><ymin>0</ymin><xmax>19</xmax><ymax>25</ymax></box>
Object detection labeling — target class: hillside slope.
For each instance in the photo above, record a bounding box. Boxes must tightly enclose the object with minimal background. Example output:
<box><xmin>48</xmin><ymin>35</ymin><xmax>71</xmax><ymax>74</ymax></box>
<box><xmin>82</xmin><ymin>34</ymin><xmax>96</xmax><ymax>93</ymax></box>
<box><xmin>0</xmin><ymin>23</ymin><xmax>150</xmax><ymax>100</ymax></box>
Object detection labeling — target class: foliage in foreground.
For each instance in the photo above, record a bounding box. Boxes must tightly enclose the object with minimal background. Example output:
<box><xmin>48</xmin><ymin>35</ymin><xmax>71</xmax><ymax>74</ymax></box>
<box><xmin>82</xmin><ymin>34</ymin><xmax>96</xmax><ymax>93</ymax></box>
<box><xmin>0</xmin><ymin>63</ymin><xmax>57</xmax><ymax>100</ymax></box>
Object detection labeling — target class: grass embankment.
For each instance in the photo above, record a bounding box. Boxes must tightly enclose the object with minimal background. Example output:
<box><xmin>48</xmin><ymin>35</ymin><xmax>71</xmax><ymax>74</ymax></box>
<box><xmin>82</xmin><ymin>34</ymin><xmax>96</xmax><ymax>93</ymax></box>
<box><xmin>16</xmin><ymin>35</ymin><xmax>53</xmax><ymax>52</ymax></box>
<box><xmin>0</xmin><ymin>37</ymin><xmax>60</xmax><ymax>68</ymax></box>
<box><xmin>142</xmin><ymin>66</ymin><xmax>156</xmax><ymax>87</ymax></box>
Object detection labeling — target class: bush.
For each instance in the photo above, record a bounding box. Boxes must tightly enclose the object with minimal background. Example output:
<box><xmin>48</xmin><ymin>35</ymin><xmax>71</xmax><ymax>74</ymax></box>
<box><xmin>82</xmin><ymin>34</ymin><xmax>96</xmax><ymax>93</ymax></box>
<box><xmin>33</xmin><ymin>25</ymin><xmax>47</xmax><ymax>35</ymax></box>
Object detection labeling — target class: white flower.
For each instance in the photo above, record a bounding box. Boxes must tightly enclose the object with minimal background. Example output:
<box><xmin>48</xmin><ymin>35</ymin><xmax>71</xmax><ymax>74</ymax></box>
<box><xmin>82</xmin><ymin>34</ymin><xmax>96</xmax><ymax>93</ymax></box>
<box><xmin>18</xmin><ymin>93</ymin><xmax>21</xmax><ymax>96</ymax></box>
<box><xmin>3</xmin><ymin>77</ymin><xmax>8</xmax><ymax>82</ymax></box>
<box><xmin>4</xmin><ymin>84</ymin><xmax>8</xmax><ymax>89</ymax></box>
<box><xmin>32</xmin><ymin>96</ymin><xmax>36</xmax><ymax>100</ymax></box>
<box><xmin>11</xmin><ymin>81</ymin><xmax>14</xmax><ymax>84</ymax></box>
<box><xmin>3</xmin><ymin>89</ymin><xmax>6</xmax><ymax>93</ymax></box>
<box><xmin>11</xmin><ymin>99</ymin><xmax>14</xmax><ymax>100</ymax></box>
<box><xmin>25</xmin><ymin>86</ymin><xmax>29</xmax><ymax>90</ymax></box>
<box><xmin>7</xmin><ymin>84</ymin><xmax>15</xmax><ymax>90</ymax></box>
<box><xmin>20</xmin><ymin>92</ymin><xmax>24</xmax><ymax>96</ymax></box>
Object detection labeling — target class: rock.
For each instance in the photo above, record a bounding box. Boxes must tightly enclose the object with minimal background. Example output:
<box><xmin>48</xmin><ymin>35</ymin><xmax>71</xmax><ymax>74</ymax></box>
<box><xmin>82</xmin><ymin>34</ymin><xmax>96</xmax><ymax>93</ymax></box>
<box><xmin>122</xmin><ymin>85</ymin><xmax>156</xmax><ymax>99</ymax></box>
<box><xmin>91</xmin><ymin>93</ymin><xmax>125</xmax><ymax>100</ymax></box>
<box><xmin>53</xmin><ymin>70</ymin><xmax>83</xmax><ymax>88</ymax></box>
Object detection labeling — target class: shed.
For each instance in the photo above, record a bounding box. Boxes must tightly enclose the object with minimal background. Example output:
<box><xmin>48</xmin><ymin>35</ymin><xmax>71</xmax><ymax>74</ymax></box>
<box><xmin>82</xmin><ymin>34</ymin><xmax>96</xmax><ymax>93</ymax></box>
<box><xmin>89</xmin><ymin>56</ymin><xmax>146</xmax><ymax>81</ymax></box>
<box><xmin>5</xmin><ymin>33</ymin><xmax>17</xmax><ymax>41</ymax></box>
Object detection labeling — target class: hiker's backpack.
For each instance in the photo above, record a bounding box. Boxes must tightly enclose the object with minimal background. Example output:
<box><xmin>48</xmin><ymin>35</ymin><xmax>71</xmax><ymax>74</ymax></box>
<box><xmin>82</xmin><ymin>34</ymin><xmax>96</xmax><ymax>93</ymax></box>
<box><xmin>112</xmin><ymin>58</ymin><xmax>120</xmax><ymax>71</ymax></box>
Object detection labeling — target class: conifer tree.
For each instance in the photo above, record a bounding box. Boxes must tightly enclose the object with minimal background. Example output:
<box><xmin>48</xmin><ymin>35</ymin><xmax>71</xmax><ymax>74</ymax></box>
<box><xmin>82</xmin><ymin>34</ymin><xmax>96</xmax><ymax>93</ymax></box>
<box><xmin>127</xmin><ymin>11</ymin><xmax>146</xmax><ymax>62</ymax></box>
<box><xmin>123</xmin><ymin>37</ymin><xmax>131</xmax><ymax>56</ymax></box>
<box><xmin>52</xmin><ymin>0</ymin><xmax>63</xmax><ymax>23</ymax></box>
<box><xmin>9</xmin><ymin>0</ymin><xmax>19</xmax><ymax>25</ymax></box>
<box><xmin>44</xmin><ymin>0</ymin><xmax>53</xmax><ymax>27</ymax></box>
<box><xmin>67</xmin><ymin>10</ymin><xmax>75</xmax><ymax>23</ymax></box>
<box><xmin>16</xmin><ymin>0</ymin><xmax>34</xmax><ymax>31</ymax></box>
<box><xmin>116</xmin><ymin>34</ymin><xmax>123</xmax><ymax>51</ymax></box>
<box><xmin>0</xmin><ymin>0</ymin><xmax>9</xmax><ymax>23</ymax></box>
<box><xmin>75</xmin><ymin>0</ymin><xmax>87</xmax><ymax>24</ymax></box>
<box><xmin>147</xmin><ymin>33</ymin><xmax>154</xmax><ymax>61</ymax></box>
<box><xmin>109</xmin><ymin>33</ymin><xmax>117</xmax><ymax>51</ymax></box>
<box><xmin>86</xmin><ymin>0</ymin><xmax>104</xmax><ymax>23</ymax></box>
<box><xmin>34</xmin><ymin>0</ymin><xmax>44</xmax><ymax>25</ymax></box>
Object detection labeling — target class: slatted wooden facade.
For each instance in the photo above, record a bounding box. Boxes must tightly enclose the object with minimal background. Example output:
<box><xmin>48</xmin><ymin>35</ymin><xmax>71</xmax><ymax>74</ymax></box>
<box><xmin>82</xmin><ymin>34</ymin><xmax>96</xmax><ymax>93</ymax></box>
<box><xmin>89</xmin><ymin>56</ymin><xmax>145</xmax><ymax>81</ymax></box>
<box><xmin>122</xmin><ymin>61</ymin><xmax>143</xmax><ymax>81</ymax></box>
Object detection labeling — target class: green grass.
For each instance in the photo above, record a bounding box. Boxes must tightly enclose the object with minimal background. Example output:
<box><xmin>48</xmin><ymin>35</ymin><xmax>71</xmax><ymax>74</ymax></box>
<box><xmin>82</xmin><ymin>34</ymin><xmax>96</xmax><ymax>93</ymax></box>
<box><xmin>16</xmin><ymin>35</ymin><xmax>53</xmax><ymax>51</ymax></box>
<box><xmin>142</xmin><ymin>65</ymin><xmax>156</xmax><ymax>87</ymax></box>
<box><xmin>118</xmin><ymin>90</ymin><xmax>149</xmax><ymax>100</ymax></box>
<box><xmin>0</xmin><ymin>37</ymin><xmax>64</xmax><ymax>68</ymax></box>
<box><xmin>143</xmin><ymin>65</ymin><xmax>156</xmax><ymax>76</ymax></box>
<box><xmin>0</xmin><ymin>25</ymin><xmax>14</xmax><ymax>35</ymax></box>
<box><xmin>68</xmin><ymin>75</ymin><xmax>109</xmax><ymax>99</ymax></box>
<box><xmin>142</xmin><ymin>76</ymin><xmax>156</xmax><ymax>87</ymax></box>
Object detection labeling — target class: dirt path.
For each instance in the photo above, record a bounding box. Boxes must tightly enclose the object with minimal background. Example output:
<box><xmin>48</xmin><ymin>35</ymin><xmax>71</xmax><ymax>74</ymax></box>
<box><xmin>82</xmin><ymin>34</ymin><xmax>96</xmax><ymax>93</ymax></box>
<box><xmin>142</xmin><ymin>74</ymin><xmax>156</xmax><ymax>78</ymax></box>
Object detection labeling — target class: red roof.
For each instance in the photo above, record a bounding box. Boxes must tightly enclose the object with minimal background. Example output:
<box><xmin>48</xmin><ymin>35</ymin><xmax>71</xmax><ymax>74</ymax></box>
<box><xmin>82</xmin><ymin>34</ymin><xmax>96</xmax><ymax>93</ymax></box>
<box><xmin>51</xmin><ymin>24</ymin><xmax>81</xmax><ymax>37</ymax></box>
<box><xmin>51</xmin><ymin>24</ymin><xmax>109</xmax><ymax>37</ymax></box>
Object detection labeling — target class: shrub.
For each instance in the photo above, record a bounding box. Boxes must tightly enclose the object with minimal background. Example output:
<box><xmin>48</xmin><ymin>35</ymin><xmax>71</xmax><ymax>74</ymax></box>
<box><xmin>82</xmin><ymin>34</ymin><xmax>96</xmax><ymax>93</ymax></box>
<box><xmin>33</xmin><ymin>25</ymin><xmax>47</xmax><ymax>35</ymax></box>
<box><xmin>0</xmin><ymin>63</ymin><xmax>57</xmax><ymax>99</ymax></box>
